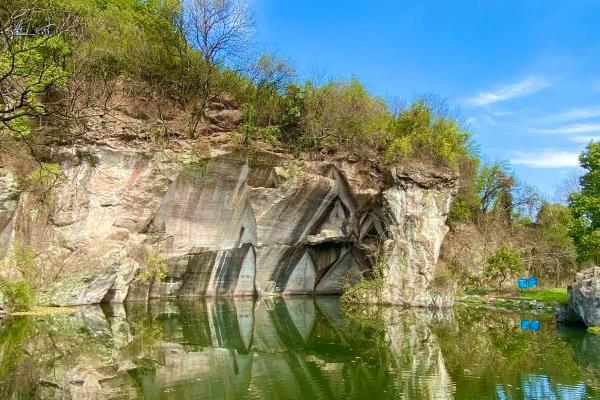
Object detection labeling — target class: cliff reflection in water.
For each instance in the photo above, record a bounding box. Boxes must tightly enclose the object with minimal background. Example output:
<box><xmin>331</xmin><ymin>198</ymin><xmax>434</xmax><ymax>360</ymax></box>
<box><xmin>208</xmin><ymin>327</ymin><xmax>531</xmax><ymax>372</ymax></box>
<box><xmin>0</xmin><ymin>298</ymin><xmax>598</xmax><ymax>399</ymax></box>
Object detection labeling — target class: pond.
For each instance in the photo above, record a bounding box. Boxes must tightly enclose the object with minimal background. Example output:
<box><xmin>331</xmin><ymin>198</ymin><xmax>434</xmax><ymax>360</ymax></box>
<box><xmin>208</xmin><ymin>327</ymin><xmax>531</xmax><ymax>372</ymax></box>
<box><xmin>0</xmin><ymin>297</ymin><xmax>598</xmax><ymax>399</ymax></box>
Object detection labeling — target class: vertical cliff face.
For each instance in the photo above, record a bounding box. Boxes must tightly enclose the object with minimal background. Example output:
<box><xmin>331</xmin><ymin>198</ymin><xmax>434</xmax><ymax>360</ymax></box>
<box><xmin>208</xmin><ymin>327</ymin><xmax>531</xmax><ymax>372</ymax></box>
<box><xmin>0</xmin><ymin>145</ymin><xmax>456</xmax><ymax>306</ymax></box>
<box><xmin>379</xmin><ymin>168</ymin><xmax>456</xmax><ymax>307</ymax></box>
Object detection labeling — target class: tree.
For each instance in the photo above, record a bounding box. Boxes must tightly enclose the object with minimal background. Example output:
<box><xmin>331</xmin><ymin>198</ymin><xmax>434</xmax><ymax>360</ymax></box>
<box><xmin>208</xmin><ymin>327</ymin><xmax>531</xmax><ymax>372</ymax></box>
<box><xmin>184</xmin><ymin>0</ymin><xmax>253</xmax><ymax>136</ymax></box>
<box><xmin>530</xmin><ymin>203</ymin><xmax>577</xmax><ymax>284</ymax></box>
<box><xmin>569</xmin><ymin>142</ymin><xmax>600</xmax><ymax>264</ymax></box>
<box><xmin>485</xmin><ymin>244</ymin><xmax>524</xmax><ymax>288</ymax></box>
<box><xmin>477</xmin><ymin>162</ymin><xmax>514</xmax><ymax>215</ymax></box>
<box><xmin>511</xmin><ymin>180</ymin><xmax>543</xmax><ymax>221</ymax></box>
<box><xmin>554</xmin><ymin>171</ymin><xmax>581</xmax><ymax>204</ymax></box>
<box><xmin>239</xmin><ymin>53</ymin><xmax>295</xmax><ymax>145</ymax></box>
<box><xmin>0</xmin><ymin>0</ymin><xmax>73</xmax><ymax>137</ymax></box>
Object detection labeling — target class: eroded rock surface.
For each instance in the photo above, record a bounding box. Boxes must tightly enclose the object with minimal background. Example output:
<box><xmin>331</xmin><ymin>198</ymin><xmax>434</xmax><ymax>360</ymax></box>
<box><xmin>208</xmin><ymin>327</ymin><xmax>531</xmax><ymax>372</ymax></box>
<box><xmin>379</xmin><ymin>167</ymin><xmax>456</xmax><ymax>307</ymax></box>
<box><xmin>0</xmin><ymin>145</ymin><xmax>456</xmax><ymax>306</ymax></box>
<box><xmin>568</xmin><ymin>267</ymin><xmax>600</xmax><ymax>326</ymax></box>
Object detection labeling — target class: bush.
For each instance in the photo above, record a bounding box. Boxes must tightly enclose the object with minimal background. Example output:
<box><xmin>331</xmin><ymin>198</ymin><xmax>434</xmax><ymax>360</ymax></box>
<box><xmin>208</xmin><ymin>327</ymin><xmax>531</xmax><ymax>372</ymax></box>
<box><xmin>384</xmin><ymin>99</ymin><xmax>473</xmax><ymax>169</ymax></box>
<box><xmin>139</xmin><ymin>251</ymin><xmax>168</xmax><ymax>282</ymax></box>
<box><xmin>297</xmin><ymin>79</ymin><xmax>389</xmax><ymax>153</ymax></box>
<box><xmin>0</xmin><ymin>280</ymin><xmax>36</xmax><ymax>312</ymax></box>
<box><xmin>485</xmin><ymin>244</ymin><xmax>524</xmax><ymax>288</ymax></box>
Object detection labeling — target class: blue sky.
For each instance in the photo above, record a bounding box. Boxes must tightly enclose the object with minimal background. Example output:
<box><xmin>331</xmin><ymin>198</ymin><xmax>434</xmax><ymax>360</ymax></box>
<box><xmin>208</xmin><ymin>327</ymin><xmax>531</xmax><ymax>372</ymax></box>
<box><xmin>253</xmin><ymin>0</ymin><xmax>600</xmax><ymax>198</ymax></box>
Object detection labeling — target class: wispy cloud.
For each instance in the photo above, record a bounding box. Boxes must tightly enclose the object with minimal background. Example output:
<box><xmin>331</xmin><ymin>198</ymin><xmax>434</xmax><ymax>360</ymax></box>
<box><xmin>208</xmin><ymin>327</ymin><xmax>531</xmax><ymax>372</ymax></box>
<box><xmin>511</xmin><ymin>150</ymin><xmax>580</xmax><ymax>168</ymax></box>
<box><xmin>531</xmin><ymin>123</ymin><xmax>600</xmax><ymax>134</ymax></box>
<box><xmin>571</xmin><ymin>135</ymin><xmax>600</xmax><ymax>143</ymax></box>
<box><xmin>538</xmin><ymin>106</ymin><xmax>600</xmax><ymax>123</ymax></box>
<box><xmin>466</xmin><ymin>76</ymin><xmax>553</xmax><ymax>106</ymax></box>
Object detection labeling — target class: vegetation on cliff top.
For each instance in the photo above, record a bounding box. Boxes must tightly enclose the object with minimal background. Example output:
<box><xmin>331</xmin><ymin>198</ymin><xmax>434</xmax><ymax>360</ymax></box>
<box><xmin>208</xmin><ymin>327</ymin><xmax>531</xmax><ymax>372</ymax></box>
<box><xmin>0</xmin><ymin>0</ymin><xmax>473</xmax><ymax>170</ymax></box>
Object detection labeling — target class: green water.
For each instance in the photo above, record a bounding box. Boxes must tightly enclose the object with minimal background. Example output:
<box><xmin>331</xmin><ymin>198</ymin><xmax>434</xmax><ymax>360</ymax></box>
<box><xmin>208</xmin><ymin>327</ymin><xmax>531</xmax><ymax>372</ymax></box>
<box><xmin>0</xmin><ymin>297</ymin><xmax>598</xmax><ymax>399</ymax></box>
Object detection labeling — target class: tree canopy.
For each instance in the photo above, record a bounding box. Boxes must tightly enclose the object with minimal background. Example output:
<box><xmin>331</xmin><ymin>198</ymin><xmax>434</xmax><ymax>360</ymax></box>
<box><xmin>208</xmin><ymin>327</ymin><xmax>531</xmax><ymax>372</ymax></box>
<box><xmin>569</xmin><ymin>142</ymin><xmax>600</xmax><ymax>264</ymax></box>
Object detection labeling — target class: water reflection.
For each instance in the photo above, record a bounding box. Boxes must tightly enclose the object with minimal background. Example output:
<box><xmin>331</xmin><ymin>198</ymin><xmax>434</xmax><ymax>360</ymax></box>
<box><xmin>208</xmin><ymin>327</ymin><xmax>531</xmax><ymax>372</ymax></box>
<box><xmin>0</xmin><ymin>298</ymin><xmax>598</xmax><ymax>399</ymax></box>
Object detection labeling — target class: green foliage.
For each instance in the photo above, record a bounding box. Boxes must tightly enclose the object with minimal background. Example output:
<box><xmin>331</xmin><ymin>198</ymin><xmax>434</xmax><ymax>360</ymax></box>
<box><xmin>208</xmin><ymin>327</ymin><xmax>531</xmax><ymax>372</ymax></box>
<box><xmin>25</xmin><ymin>162</ymin><xmax>62</xmax><ymax>187</ymax></box>
<box><xmin>569</xmin><ymin>142</ymin><xmax>600</xmax><ymax>264</ymax></box>
<box><xmin>10</xmin><ymin>242</ymin><xmax>39</xmax><ymax>288</ymax></box>
<box><xmin>341</xmin><ymin>249</ymin><xmax>385</xmax><ymax>304</ymax></box>
<box><xmin>60</xmin><ymin>0</ymin><xmax>185</xmax><ymax>84</ymax></box>
<box><xmin>139</xmin><ymin>251</ymin><xmax>168</xmax><ymax>282</ymax></box>
<box><xmin>0</xmin><ymin>0</ymin><xmax>72</xmax><ymax>135</ymax></box>
<box><xmin>485</xmin><ymin>244</ymin><xmax>524</xmax><ymax>287</ymax></box>
<box><xmin>537</xmin><ymin>203</ymin><xmax>577</xmax><ymax>253</ymax></box>
<box><xmin>0</xmin><ymin>279</ymin><xmax>36</xmax><ymax>312</ymax></box>
<box><xmin>384</xmin><ymin>99</ymin><xmax>473</xmax><ymax>169</ymax></box>
<box><xmin>3</xmin><ymin>0</ymin><xmax>480</xmax><ymax>171</ymax></box>
<box><xmin>293</xmin><ymin>79</ymin><xmax>389</xmax><ymax>154</ymax></box>
<box><xmin>23</xmin><ymin>163</ymin><xmax>62</xmax><ymax>203</ymax></box>
<box><xmin>448</xmin><ymin>157</ymin><xmax>480</xmax><ymax>223</ymax></box>
<box><xmin>279</xmin><ymin>163</ymin><xmax>302</xmax><ymax>181</ymax></box>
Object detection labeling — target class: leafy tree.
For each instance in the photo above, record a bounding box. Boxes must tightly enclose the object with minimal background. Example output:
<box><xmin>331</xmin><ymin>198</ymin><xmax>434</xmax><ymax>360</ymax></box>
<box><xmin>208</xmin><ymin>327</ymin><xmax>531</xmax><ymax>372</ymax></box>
<box><xmin>0</xmin><ymin>0</ymin><xmax>73</xmax><ymax>137</ymax></box>
<box><xmin>531</xmin><ymin>202</ymin><xmax>577</xmax><ymax>284</ymax></box>
<box><xmin>569</xmin><ymin>142</ymin><xmax>600</xmax><ymax>264</ymax></box>
<box><xmin>484</xmin><ymin>244</ymin><xmax>524</xmax><ymax>288</ymax></box>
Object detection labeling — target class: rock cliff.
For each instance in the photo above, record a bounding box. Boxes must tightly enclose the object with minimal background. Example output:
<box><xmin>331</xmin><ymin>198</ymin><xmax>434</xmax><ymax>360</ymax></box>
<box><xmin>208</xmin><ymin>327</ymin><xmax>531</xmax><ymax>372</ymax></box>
<box><xmin>0</xmin><ymin>139</ymin><xmax>456</xmax><ymax>306</ymax></box>
<box><xmin>561</xmin><ymin>267</ymin><xmax>600</xmax><ymax>327</ymax></box>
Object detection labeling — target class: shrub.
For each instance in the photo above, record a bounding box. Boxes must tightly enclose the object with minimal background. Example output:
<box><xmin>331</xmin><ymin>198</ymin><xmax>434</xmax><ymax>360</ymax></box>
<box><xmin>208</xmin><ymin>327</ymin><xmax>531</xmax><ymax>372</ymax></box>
<box><xmin>341</xmin><ymin>249</ymin><xmax>385</xmax><ymax>304</ymax></box>
<box><xmin>139</xmin><ymin>251</ymin><xmax>168</xmax><ymax>282</ymax></box>
<box><xmin>384</xmin><ymin>99</ymin><xmax>473</xmax><ymax>169</ymax></box>
<box><xmin>485</xmin><ymin>244</ymin><xmax>524</xmax><ymax>288</ymax></box>
<box><xmin>279</xmin><ymin>163</ymin><xmax>302</xmax><ymax>181</ymax></box>
<box><xmin>24</xmin><ymin>163</ymin><xmax>62</xmax><ymax>202</ymax></box>
<box><xmin>0</xmin><ymin>279</ymin><xmax>36</xmax><ymax>312</ymax></box>
<box><xmin>10</xmin><ymin>242</ymin><xmax>39</xmax><ymax>287</ymax></box>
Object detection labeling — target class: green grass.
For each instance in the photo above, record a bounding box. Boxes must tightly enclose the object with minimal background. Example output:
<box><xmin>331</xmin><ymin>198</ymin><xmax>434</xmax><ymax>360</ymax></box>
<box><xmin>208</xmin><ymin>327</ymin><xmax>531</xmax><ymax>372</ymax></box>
<box><xmin>519</xmin><ymin>288</ymin><xmax>568</xmax><ymax>304</ymax></box>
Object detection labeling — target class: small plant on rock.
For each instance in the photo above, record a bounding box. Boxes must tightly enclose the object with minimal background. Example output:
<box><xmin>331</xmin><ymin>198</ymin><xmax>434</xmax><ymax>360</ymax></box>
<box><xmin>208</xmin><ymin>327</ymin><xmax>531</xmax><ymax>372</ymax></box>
<box><xmin>139</xmin><ymin>251</ymin><xmax>168</xmax><ymax>283</ymax></box>
<box><xmin>0</xmin><ymin>279</ymin><xmax>35</xmax><ymax>312</ymax></box>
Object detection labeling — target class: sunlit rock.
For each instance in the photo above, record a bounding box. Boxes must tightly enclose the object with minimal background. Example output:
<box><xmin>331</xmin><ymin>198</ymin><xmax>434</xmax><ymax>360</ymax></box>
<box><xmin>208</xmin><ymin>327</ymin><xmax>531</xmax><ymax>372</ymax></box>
<box><xmin>0</xmin><ymin>145</ymin><xmax>457</xmax><ymax>305</ymax></box>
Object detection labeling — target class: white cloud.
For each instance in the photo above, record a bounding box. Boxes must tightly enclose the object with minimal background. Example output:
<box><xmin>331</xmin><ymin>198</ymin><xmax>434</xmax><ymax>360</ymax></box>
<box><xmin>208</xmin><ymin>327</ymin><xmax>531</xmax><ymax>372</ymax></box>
<box><xmin>531</xmin><ymin>123</ymin><xmax>600</xmax><ymax>134</ymax></box>
<box><xmin>511</xmin><ymin>150</ymin><xmax>580</xmax><ymax>168</ymax></box>
<box><xmin>571</xmin><ymin>135</ymin><xmax>600</xmax><ymax>143</ymax></box>
<box><xmin>539</xmin><ymin>106</ymin><xmax>600</xmax><ymax>123</ymax></box>
<box><xmin>466</xmin><ymin>76</ymin><xmax>553</xmax><ymax>106</ymax></box>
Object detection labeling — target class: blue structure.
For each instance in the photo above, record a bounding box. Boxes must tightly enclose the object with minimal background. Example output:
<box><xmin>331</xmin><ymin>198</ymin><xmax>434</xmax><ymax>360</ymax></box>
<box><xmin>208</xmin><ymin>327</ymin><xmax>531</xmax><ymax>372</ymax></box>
<box><xmin>518</xmin><ymin>278</ymin><xmax>528</xmax><ymax>289</ymax></box>
<box><xmin>517</xmin><ymin>276</ymin><xmax>538</xmax><ymax>289</ymax></box>
<box><xmin>520</xmin><ymin>319</ymin><xmax>542</xmax><ymax>331</ymax></box>
<box><xmin>528</xmin><ymin>277</ymin><xmax>538</xmax><ymax>288</ymax></box>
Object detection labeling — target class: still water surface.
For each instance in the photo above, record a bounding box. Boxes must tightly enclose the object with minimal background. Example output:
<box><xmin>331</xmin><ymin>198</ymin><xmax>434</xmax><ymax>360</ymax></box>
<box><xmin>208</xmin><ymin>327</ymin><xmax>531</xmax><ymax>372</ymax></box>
<box><xmin>0</xmin><ymin>297</ymin><xmax>598</xmax><ymax>399</ymax></box>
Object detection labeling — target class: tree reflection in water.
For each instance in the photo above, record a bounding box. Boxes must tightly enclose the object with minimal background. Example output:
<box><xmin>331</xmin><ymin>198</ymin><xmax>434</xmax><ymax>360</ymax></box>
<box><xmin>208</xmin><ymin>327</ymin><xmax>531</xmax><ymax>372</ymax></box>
<box><xmin>0</xmin><ymin>298</ymin><xmax>597</xmax><ymax>399</ymax></box>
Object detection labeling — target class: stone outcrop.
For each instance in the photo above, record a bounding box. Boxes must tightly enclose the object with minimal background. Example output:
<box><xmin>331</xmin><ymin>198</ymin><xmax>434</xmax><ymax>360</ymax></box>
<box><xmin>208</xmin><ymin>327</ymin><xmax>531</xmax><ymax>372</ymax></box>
<box><xmin>564</xmin><ymin>267</ymin><xmax>600</xmax><ymax>326</ymax></box>
<box><xmin>0</xmin><ymin>143</ymin><xmax>456</xmax><ymax>307</ymax></box>
<box><xmin>379</xmin><ymin>167</ymin><xmax>456</xmax><ymax>307</ymax></box>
